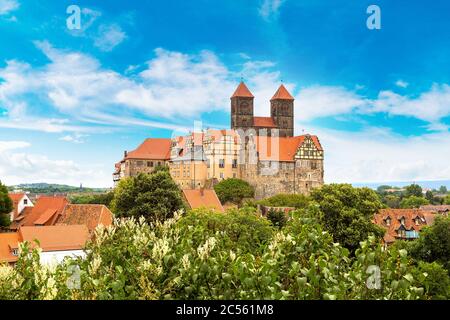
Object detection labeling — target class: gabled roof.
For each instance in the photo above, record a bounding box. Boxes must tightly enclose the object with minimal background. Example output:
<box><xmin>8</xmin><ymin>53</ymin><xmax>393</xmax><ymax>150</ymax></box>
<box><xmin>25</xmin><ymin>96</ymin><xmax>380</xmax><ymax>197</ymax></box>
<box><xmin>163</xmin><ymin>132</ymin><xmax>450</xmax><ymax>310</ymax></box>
<box><xmin>373</xmin><ymin>209</ymin><xmax>433</xmax><ymax>243</ymax></box>
<box><xmin>0</xmin><ymin>233</ymin><xmax>20</xmax><ymax>263</ymax></box>
<box><xmin>56</xmin><ymin>204</ymin><xmax>113</xmax><ymax>233</ymax></box>
<box><xmin>183</xmin><ymin>189</ymin><xmax>224</xmax><ymax>212</ymax></box>
<box><xmin>19</xmin><ymin>225</ymin><xmax>90</xmax><ymax>252</ymax></box>
<box><xmin>12</xmin><ymin>196</ymin><xmax>68</xmax><ymax>229</ymax></box>
<box><xmin>255</xmin><ymin>135</ymin><xmax>322</xmax><ymax>161</ymax></box>
<box><xmin>253</xmin><ymin>117</ymin><xmax>277</xmax><ymax>128</ymax></box>
<box><xmin>125</xmin><ymin>138</ymin><xmax>172</xmax><ymax>160</ymax></box>
<box><xmin>231</xmin><ymin>82</ymin><xmax>254</xmax><ymax>98</ymax></box>
<box><xmin>271</xmin><ymin>84</ymin><xmax>294</xmax><ymax>101</ymax></box>
<box><xmin>8</xmin><ymin>193</ymin><xmax>25</xmax><ymax>203</ymax></box>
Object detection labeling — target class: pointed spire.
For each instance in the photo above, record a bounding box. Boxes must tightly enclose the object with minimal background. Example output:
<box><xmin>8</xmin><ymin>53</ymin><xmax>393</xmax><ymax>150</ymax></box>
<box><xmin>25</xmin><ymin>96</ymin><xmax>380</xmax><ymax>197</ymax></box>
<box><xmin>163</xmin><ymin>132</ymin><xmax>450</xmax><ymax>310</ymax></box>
<box><xmin>231</xmin><ymin>81</ymin><xmax>254</xmax><ymax>98</ymax></box>
<box><xmin>271</xmin><ymin>84</ymin><xmax>294</xmax><ymax>101</ymax></box>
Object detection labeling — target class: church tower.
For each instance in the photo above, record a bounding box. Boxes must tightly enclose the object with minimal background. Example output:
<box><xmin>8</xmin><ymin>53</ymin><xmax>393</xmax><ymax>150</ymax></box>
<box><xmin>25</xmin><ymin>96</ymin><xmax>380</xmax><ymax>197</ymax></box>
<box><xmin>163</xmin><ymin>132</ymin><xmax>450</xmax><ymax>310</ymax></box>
<box><xmin>231</xmin><ymin>82</ymin><xmax>254</xmax><ymax>132</ymax></box>
<box><xmin>270</xmin><ymin>84</ymin><xmax>295</xmax><ymax>137</ymax></box>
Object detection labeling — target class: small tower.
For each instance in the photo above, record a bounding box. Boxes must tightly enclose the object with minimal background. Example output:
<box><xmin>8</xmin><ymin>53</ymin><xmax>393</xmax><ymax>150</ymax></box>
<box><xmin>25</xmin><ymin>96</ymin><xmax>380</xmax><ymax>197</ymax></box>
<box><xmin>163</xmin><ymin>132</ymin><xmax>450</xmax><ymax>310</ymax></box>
<box><xmin>270</xmin><ymin>84</ymin><xmax>295</xmax><ymax>137</ymax></box>
<box><xmin>231</xmin><ymin>82</ymin><xmax>254</xmax><ymax>132</ymax></box>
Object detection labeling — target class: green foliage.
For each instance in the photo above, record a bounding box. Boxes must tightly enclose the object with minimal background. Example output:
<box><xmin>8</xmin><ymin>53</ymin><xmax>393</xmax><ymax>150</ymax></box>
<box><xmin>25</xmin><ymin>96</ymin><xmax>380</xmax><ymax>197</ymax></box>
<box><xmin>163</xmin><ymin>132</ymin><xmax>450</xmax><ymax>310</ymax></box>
<box><xmin>311</xmin><ymin>184</ymin><xmax>385</xmax><ymax>253</ymax></box>
<box><xmin>425</xmin><ymin>190</ymin><xmax>434</xmax><ymax>203</ymax></box>
<box><xmin>111</xmin><ymin>172</ymin><xmax>184</xmax><ymax>223</ymax></box>
<box><xmin>213</xmin><ymin>178</ymin><xmax>254</xmax><ymax>205</ymax></box>
<box><xmin>258</xmin><ymin>193</ymin><xmax>310</xmax><ymax>209</ymax></box>
<box><xmin>266</xmin><ymin>208</ymin><xmax>288</xmax><ymax>228</ymax></box>
<box><xmin>439</xmin><ymin>186</ymin><xmax>448</xmax><ymax>194</ymax></box>
<box><xmin>444</xmin><ymin>195</ymin><xmax>450</xmax><ymax>205</ymax></box>
<box><xmin>0</xmin><ymin>207</ymin><xmax>428</xmax><ymax>300</ymax></box>
<box><xmin>400</xmin><ymin>196</ymin><xmax>429</xmax><ymax>209</ymax></box>
<box><xmin>405</xmin><ymin>184</ymin><xmax>423</xmax><ymax>198</ymax></box>
<box><xmin>0</xmin><ymin>181</ymin><xmax>13</xmax><ymax>228</ymax></box>
<box><xmin>408</xmin><ymin>216</ymin><xmax>450</xmax><ymax>271</ymax></box>
<box><xmin>413</xmin><ymin>262</ymin><xmax>450</xmax><ymax>299</ymax></box>
<box><xmin>383</xmin><ymin>195</ymin><xmax>401</xmax><ymax>208</ymax></box>
<box><xmin>69</xmin><ymin>192</ymin><xmax>114</xmax><ymax>207</ymax></box>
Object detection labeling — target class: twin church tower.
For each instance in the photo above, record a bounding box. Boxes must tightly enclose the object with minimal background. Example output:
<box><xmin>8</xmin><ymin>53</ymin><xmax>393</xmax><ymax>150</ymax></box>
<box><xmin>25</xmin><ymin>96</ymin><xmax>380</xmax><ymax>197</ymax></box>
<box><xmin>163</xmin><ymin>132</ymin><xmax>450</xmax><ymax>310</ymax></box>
<box><xmin>231</xmin><ymin>82</ymin><xmax>294</xmax><ymax>137</ymax></box>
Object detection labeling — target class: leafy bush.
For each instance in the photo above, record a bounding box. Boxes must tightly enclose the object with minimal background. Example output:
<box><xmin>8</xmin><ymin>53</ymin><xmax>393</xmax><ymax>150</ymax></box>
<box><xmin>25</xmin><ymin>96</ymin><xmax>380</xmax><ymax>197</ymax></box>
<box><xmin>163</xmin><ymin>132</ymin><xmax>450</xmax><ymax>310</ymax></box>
<box><xmin>214</xmin><ymin>178</ymin><xmax>254</xmax><ymax>206</ymax></box>
<box><xmin>266</xmin><ymin>208</ymin><xmax>288</xmax><ymax>228</ymax></box>
<box><xmin>258</xmin><ymin>193</ymin><xmax>310</xmax><ymax>209</ymax></box>
<box><xmin>0</xmin><ymin>207</ymin><xmax>428</xmax><ymax>300</ymax></box>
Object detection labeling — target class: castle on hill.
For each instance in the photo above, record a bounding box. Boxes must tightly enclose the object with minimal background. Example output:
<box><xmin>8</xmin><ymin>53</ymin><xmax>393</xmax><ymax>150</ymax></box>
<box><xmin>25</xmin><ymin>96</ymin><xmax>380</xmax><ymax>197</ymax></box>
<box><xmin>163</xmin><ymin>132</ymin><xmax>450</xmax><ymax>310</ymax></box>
<box><xmin>113</xmin><ymin>82</ymin><xmax>324</xmax><ymax>199</ymax></box>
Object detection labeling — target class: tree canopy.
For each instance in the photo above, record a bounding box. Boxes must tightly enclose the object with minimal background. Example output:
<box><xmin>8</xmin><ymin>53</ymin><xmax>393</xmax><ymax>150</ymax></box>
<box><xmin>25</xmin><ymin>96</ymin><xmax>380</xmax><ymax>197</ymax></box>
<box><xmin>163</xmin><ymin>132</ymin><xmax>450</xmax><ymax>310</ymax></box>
<box><xmin>111</xmin><ymin>171</ymin><xmax>184</xmax><ymax>223</ymax></box>
<box><xmin>310</xmin><ymin>184</ymin><xmax>385</xmax><ymax>252</ymax></box>
<box><xmin>405</xmin><ymin>184</ymin><xmax>423</xmax><ymax>198</ymax></box>
<box><xmin>0</xmin><ymin>181</ymin><xmax>13</xmax><ymax>228</ymax></box>
<box><xmin>213</xmin><ymin>178</ymin><xmax>254</xmax><ymax>205</ymax></box>
<box><xmin>400</xmin><ymin>196</ymin><xmax>429</xmax><ymax>209</ymax></box>
<box><xmin>258</xmin><ymin>193</ymin><xmax>310</xmax><ymax>209</ymax></box>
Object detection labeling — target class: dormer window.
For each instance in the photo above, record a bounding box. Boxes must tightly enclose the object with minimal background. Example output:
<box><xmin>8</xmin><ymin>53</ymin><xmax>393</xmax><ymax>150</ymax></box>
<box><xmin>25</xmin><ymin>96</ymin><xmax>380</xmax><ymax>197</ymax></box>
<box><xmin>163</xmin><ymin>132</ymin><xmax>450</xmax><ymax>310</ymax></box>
<box><xmin>415</xmin><ymin>217</ymin><xmax>420</xmax><ymax>226</ymax></box>
<box><xmin>23</xmin><ymin>199</ymin><xmax>28</xmax><ymax>205</ymax></box>
<box><xmin>12</xmin><ymin>248</ymin><xmax>19</xmax><ymax>256</ymax></box>
<box><xmin>399</xmin><ymin>217</ymin><xmax>405</xmax><ymax>225</ymax></box>
<box><xmin>385</xmin><ymin>217</ymin><xmax>391</xmax><ymax>226</ymax></box>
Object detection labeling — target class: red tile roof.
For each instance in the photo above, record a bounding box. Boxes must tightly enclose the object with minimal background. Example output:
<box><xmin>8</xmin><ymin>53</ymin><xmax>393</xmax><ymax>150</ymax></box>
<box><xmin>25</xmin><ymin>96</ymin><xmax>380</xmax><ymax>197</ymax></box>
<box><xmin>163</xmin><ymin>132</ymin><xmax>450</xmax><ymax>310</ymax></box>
<box><xmin>255</xmin><ymin>135</ymin><xmax>322</xmax><ymax>161</ymax></box>
<box><xmin>12</xmin><ymin>196</ymin><xmax>68</xmax><ymax>229</ymax></box>
<box><xmin>0</xmin><ymin>232</ymin><xmax>20</xmax><ymax>263</ymax></box>
<box><xmin>183</xmin><ymin>189</ymin><xmax>224</xmax><ymax>212</ymax></box>
<box><xmin>125</xmin><ymin>138</ymin><xmax>171</xmax><ymax>160</ymax></box>
<box><xmin>19</xmin><ymin>225</ymin><xmax>90</xmax><ymax>252</ymax></box>
<box><xmin>271</xmin><ymin>84</ymin><xmax>294</xmax><ymax>101</ymax></box>
<box><xmin>253</xmin><ymin>117</ymin><xmax>277</xmax><ymax>128</ymax></box>
<box><xmin>231</xmin><ymin>82</ymin><xmax>254</xmax><ymax>98</ymax></box>
<box><xmin>373</xmin><ymin>209</ymin><xmax>434</xmax><ymax>244</ymax></box>
<box><xmin>56</xmin><ymin>204</ymin><xmax>113</xmax><ymax>233</ymax></box>
<box><xmin>8</xmin><ymin>193</ymin><xmax>26</xmax><ymax>218</ymax></box>
<box><xmin>419</xmin><ymin>205</ymin><xmax>450</xmax><ymax>213</ymax></box>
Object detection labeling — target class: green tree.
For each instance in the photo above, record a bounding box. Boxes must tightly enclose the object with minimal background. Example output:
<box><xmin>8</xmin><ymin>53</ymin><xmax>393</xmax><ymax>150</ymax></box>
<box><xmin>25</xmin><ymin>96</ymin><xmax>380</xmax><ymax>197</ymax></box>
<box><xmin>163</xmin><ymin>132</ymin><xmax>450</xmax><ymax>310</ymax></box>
<box><xmin>258</xmin><ymin>193</ymin><xmax>310</xmax><ymax>209</ymax></box>
<box><xmin>383</xmin><ymin>194</ymin><xmax>401</xmax><ymax>208</ymax></box>
<box><xmin>70</xmin><ymin>192</ymin><xmax>114</xmax><ymax>207</ymax></box>
<box><xmin>213</xmin><ymin>178</ymin><xmax>254</xmax><ymax>206</ymax></box>
<box><xmin>400</xmin><ymin>196</ymin><xmax>429</xmax><ymax>209</ymax></box>
<box><xmin>409</xmin><ymin>216</ymin><xmax>450</xmax><ymax>271</ymax></box>
<box><xmin>405</xmin><ymin>184</ymin><xmax>423</xmax><ymax>198</ymax></box>
<box><xmin>111</xmin><ymin>171</ymin><xmax>184</xmax><ymax>223</ymax></box>
<box><xmin>425</xmin><ymin>190</ymin><xmax>434</xmax><ymax>203</ymax></box>
<box><xmin>0</xmin><ymin>181</ymin><xmax>13</xmax><ymax>228</ymax></box>
<box><xmin>310</xmin><ymin>184</ymin><xmax>385</xmax><ymax>253</ymax></box>
<box><xmin>439</xmin><ymin>186</ymin><xmax>448</xmax><ymax>194</ymax></box>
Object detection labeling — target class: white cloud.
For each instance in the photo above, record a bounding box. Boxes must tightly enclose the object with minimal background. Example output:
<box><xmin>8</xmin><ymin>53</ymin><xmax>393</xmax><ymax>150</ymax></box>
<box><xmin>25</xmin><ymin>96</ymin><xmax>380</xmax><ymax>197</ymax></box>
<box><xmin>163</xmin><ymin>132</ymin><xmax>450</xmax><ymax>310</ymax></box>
<box><xmin>0</xmin><ymin>0</ymin><xmax>19</xmax><ymax>16</ymax></box>
<box><xmin>0</xmin><ymin>43</ymin><xmax>284</xmax><ymax>127</ymax></box>
<box><xmin>94</xmin><ymin>24</ymin><xmax>127</xmax><ymax>52</ymax></box>
<box><xmin>59</xmin><ymin>133</ymin><xmax>88</xmax><ymax>144</ymax></box>
<box><xmin>371</xmin><ymin>84</ymin><xmax>450</xmax><ymax>123</ymax></box>
<box><xmin>295</xmin><ymin>86</ymin><xmax>369</xmax><ymax>121</ymax></box>
<box><xmin>259</xmin><ymin>0</ymin><xmax>285</xmax><ymax>19</ymax></box>
<box><xmin>395</xmin><ymin>79</ymin><xmax>409</xmax><ymax>88</ymax></box>
<box><xmin>299</xmin><ymin>126</ymin><xmax>450</xmax><ymax>183</ymax></box>
<box><xmin>0</xmin><ymin>140</ymin><xmax>110</xmax><ymax>187</ymax></box>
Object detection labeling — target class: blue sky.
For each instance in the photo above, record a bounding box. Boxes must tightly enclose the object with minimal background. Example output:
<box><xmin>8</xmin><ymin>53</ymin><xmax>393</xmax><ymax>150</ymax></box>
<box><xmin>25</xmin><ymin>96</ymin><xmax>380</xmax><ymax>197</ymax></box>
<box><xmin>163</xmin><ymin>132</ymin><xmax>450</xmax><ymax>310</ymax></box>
<box><xmin>0</xmin><ymin>0</ymin><xmax>449</xmax><ymax>187</ymax></box>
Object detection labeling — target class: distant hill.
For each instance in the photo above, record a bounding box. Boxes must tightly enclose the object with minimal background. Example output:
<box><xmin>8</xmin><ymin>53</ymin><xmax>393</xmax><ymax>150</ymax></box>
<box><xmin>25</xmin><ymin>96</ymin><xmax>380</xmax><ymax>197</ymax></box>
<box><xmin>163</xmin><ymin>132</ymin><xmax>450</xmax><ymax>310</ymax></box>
<box><xmin>351</xmin><ymin>180</ymin><xmax>450</xmax><ymax>190</ymax></box>
<box><xmin>8</xmin><ymin>183</ymin><xmax>110</xmax><ymax>194</ymax></box>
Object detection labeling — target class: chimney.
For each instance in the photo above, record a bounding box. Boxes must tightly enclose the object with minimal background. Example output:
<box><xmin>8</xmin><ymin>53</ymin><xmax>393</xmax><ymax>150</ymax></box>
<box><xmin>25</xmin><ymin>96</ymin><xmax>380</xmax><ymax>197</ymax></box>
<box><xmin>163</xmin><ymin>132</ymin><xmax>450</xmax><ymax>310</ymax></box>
<box><xmin>200</xmin><ymin>187</ymin><xmax>204</xmax><ymax>196</ymax></box>
<box><xmin>124</xmin><ymin>150</ymin><xmax>128</xmax><ymax>158</ymax></box>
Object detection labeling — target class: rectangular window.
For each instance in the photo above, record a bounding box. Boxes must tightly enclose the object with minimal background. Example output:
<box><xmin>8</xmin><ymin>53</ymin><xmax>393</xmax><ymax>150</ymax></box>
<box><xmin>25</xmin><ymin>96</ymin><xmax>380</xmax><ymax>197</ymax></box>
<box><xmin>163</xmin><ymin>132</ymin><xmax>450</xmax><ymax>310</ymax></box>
<box><xmin>23</xmin><ymin>199</ymin><xmax>28</xmax><ymax>205</ymax></box>
<box><xmin>220</xmin><ymin>172</ymin><xmax>224</xmax><ymax>179</ymax></box>
<box><xmin>219</xmin><ymin>159</ymin><xmax>225</xmax><ymax>168</ymax></box>
<box><xmin>148</xmin><ymin>161</ymin><xmax>154</xmax><ymax>167</ymax></box>
<box><xmin>232</xmin><ymin>159</ymin><xmax>238</xmax><ymax>168</ymax></box>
